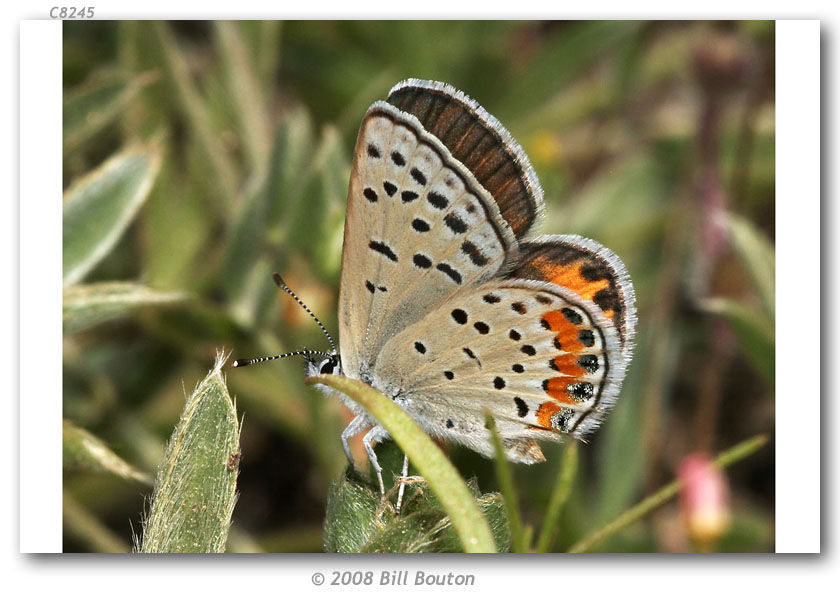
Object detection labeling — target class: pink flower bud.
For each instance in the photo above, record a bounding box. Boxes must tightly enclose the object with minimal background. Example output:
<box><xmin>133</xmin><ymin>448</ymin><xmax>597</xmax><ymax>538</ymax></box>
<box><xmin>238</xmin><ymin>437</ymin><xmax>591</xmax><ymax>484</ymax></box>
<box><xmin>679</xmin><ymin>454</ymin><xmax>731</xmax><ymax>549</ymax></box>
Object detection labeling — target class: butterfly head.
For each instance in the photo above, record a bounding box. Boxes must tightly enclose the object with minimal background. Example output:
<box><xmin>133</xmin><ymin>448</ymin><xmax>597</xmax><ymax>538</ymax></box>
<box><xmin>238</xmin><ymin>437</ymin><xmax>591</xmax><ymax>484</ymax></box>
<box><xmin>232</xmin><ymin>272</ymin><xmax>341</xmax><ymax>375</ymax></box>
<box><xmin>307</xmin><ymin>352</ymin><xmax>342</xmax><ymax>377</ymax></box>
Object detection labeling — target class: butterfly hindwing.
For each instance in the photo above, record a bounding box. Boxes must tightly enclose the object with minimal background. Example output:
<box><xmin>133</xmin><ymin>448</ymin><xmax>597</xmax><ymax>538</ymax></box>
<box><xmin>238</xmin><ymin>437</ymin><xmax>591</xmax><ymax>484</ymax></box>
<box><xmin>338</xmin><ymin>101</ymin><xmax>519</xmax><ymax>381</ymax></box>
<box><xmin>372</xmin><ymin>278</ymin><xmax>626</xmax><ymax>461</ymax></box>
<box><xmin>507</xmin><ymin>234</ymin><xmax>637</xmax><ymax>357</ymax></box>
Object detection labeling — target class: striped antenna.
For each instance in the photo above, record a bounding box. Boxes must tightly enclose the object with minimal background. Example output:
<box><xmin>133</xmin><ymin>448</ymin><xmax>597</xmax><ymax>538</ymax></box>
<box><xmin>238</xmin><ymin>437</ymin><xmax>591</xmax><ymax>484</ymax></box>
<box><xmin>271</xmin><ymin>272</ymin><xmax>337</xmax><ymax>354</ymax></box>
<box><xmin>232</xmin><ymin>349</ymin><xmax>331</xmax><ymax>368</ymax></box>
<box><xmin>231</xmin><ymin>273</ymin><xmax>337</xmax><ymax>368</ymax></box>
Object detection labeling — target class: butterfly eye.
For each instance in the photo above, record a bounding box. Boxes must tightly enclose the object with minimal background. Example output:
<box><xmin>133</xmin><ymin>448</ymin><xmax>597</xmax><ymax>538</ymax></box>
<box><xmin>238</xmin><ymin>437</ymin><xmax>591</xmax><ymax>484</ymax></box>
<box><xmin>319</xmin><ymin>356</ymin><xmax>340</xmax><ymax>375</ymax></box>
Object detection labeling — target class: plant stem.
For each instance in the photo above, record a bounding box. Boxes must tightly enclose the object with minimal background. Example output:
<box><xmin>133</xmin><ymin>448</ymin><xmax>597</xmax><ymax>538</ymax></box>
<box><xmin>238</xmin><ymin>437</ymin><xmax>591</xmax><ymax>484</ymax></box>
<box><xmin>568</xmin><ymin>434</ymin><xmax>768</xmax><ymax>553</ymax></box>
<box><xmin>536</xmin><ymin>441</ymin><xmax>578</xmax><ymax>552</ymax></box>
<box><xmin>486</xmin><ymin>414</ymin><xmax>528</xmax><ymax>553</ymax></box>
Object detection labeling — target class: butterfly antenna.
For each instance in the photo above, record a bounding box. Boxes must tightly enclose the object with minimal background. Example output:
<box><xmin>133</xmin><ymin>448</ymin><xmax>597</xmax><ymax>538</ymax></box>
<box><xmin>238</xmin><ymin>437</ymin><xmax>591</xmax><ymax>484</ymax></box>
<box><xmin>272</xmin><ymin>272</ymin><xmax>338</xmax><ymax>354</ymax></box>
<box><xmin>232</xmin><ymin>349</ymin><xmax>331</xmax><ymax>368</ymax></box>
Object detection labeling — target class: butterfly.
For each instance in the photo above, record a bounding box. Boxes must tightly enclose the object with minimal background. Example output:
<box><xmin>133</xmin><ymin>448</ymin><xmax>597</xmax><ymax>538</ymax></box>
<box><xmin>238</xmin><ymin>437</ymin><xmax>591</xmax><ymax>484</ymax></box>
<box><xmin>236</xmin><ymin>79</ymin><xmax>636</xmax><ymax>496</ymax></box>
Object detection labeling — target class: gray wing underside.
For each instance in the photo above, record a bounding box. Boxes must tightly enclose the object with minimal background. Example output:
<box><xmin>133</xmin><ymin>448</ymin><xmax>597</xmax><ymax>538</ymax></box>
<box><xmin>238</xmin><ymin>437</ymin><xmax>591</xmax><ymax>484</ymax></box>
<box><xmin>370</xmin><ymin>279</ymin><xmax>626</xmax><ymax>462</ymax></box>
<box><xmin>338</xmin><ymin>102</ymin><xmax>517</xmax><ymax>381</ymax></box>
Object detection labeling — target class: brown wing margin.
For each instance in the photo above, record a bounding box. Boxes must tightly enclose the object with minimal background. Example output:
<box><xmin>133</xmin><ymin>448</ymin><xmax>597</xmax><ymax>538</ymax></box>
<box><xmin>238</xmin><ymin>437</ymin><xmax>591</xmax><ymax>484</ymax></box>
<box><xmin>506</xmin><ymin>234</ymin><xmax>638</xmax><ymax>356</ymax></box>
<box><xmin>387</xmin><ymin>79</ymin><xmax>544</xmax><ymax>240</ymax></box>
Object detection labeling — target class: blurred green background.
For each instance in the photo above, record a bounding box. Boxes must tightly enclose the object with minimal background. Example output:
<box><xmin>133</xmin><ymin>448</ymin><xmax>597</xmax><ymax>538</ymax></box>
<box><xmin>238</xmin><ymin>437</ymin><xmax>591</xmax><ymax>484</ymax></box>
<box><xmin>62</xmin><ymin>20</ymin><xmax>775</xmax><ymax>552</ymax></box>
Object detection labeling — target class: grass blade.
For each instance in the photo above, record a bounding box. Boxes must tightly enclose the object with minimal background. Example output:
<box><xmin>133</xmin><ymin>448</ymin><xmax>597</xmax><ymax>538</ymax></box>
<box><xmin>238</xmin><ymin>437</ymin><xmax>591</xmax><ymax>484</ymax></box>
<box><xmin>139</xmin><ymin>352</ymin><xmax>241</xmax><ymax>553</ymax></box>
<box><xmin>723</xmin><ymin>212</ymin><xmax>775</xmax><ymax>319</ymax></box>
<box><xmin>63</xmin><ymin>71</ymin><xmax>157</xmax><ymax>154</ymax></box>
<box><xmin>63</xmin><ymin>491</ymin><xmax>130</xmax><ymax>553</ymax></box>
<box><xmin>63</xmin><ymin>420</ymin><xmax>152</xmax><ymax>485</ymax></box>
<box><xmin>63</xmin><ymin>281</ymin><xmax>187</xmax><ymax>334</ymax></box>
<box><xmin>63</xmin><ymin>144</ymin><xmax>162</xmax><ymax>287</ymax></box>
<box><xmin>153</xmin><ymin>21</ymin><xmax>239</xmax><ymax>209</ymax></box>
<box><xmin>700</xmin><ymin>297</ymin><xmax>774</xmax><ymax>385</ymax></box>
<box><xmin>308</xmin><ymin>373</ymin><xmax>497</xmax><ymax>553</ymax></box>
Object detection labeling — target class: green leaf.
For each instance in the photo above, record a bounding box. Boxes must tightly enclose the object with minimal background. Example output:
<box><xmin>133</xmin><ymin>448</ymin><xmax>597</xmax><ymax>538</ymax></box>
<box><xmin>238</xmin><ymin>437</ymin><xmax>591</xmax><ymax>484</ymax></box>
<box><xmin>139</xmin><ymin>353</ymin><xmax>241</xmax><ymax>553</ymax></box>
<box><xmin>309</xmin><ymin>374</ymin><xmax>497</xmax><ymax>553</ymax></box>
<box><xmin>63</xmin><ymin>420</ymin><xmax>152</xmax><ymax>485</ymax></box>
<box><xmin>63</xmin><ymin>70</ymin><xmax>157</xmax><ymax>154</ymax></box>
<box><xmin>63</xmin><ymin>144</ymin><xmax>162</xmax><ymax>288</ymax></box>
<box><xmin>63</xmin><ymin>281</ymin><xmax>187</xmax><ymax>334</ymax></box>
<box><xmin>700</xmin><ymin>297</ymin><xmax>775</xmax><ymax>385</ymax></box>
<box><xmin>724</xmin><ymin>212</ymin><xmax>775</xmax><ymax>319</ymax></box>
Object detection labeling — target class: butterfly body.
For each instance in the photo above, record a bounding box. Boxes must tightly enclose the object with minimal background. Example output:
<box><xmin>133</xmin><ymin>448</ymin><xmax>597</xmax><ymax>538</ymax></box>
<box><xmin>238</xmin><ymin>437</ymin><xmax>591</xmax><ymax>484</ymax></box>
<box><xmin>302</xmin><ymin>79</ymin><xmax>636</xmax><ymax>483</ymax></box>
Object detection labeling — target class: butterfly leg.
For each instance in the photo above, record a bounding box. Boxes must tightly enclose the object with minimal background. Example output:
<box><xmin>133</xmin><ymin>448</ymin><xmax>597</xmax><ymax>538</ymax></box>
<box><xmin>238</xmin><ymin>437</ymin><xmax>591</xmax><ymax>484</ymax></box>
<box><xmin>395</xmin><ymin>454</ymin><xmax>409</xmax><ymax>513</ymax></box>
<box><xmin>340</xmin><ymin>414</ymin><xmax>369</xmax><ymax>468</ymax></box>
<box><xmin>362</xmin><ymin>425</ymin><xmax>388</xmax><ymax>495</ymax></box>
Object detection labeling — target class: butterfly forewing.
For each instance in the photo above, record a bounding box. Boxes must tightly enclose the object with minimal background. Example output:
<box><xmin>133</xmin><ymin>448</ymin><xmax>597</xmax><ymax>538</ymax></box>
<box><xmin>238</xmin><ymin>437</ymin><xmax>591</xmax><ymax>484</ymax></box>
<box><xmin>387</xmin><ymin>79</ymin><xmax>545</xmax><ymax>239</ymax></box>
<box><xmin>338</xmin><ymin>102</ymin><xmax>518</xmax><ymax>380</ymax></box>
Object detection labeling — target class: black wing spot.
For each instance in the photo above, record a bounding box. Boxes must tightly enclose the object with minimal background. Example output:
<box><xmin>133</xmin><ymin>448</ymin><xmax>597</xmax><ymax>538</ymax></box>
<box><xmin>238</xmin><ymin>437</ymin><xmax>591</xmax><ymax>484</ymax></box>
<box><xmin>444</xmin><ymin>213</ymin><xmax>468</xmax><ymax>234</ymax></box>
<box><xmin>366</xmin><ymin>143</ymin><xmax>380</xmax><ymax>158</ymax></box>
<box><xmin>568</xmin><ymin>382</ymin><xmax>594</xmax><ymax>401</ymax></box>
<box><xmin>383</xmin><ymin>181</ymin><xmax>397</xmax><ymax>197</ymax></box>
<box><xmin>578</xmin><ymin>330</ymin><xmax>595</xmax><ymax>347</ymax></box>
<box><xmin>514</xmin><ymin>397</ymin><xmax>528</xmax><ymax>417</ymax></box>
<box><xmin>410</xmin><ymin>167</ymin><xmax>427</xmax><ymax>186</ymax></box>
<box><xmin>391</xmin><ymin>151</ymin><xmax>406</xmax><ymax>166</ymax></box>
<box><xmin>401</xmin><ymin>190</ymin><xmax>419</xmax><ymax>203</ymax></box>
<box><xmin>413</xmin><ymin>254</ymin><xmax>432</xmax><ymax>269</ymax></box>
<box><xmin>483</xmin><ymin>294</ymin><xmax>501</xmax><ymax>304</ymax></box>
<box><xmin>509</xmin><ymin>329</ymin><xmax>521</xmax><ymax>341</ymax></box>
<box><xmin>369</xmin><ymin>240</ymin><xmax>397</xmax><ymax>262</ymax></box>
<box><xmin>511</xmin><ymin>302</ymin><xmax>527</xmax><ymax>314</ymax></box>
<box><xmin>562</xmin><ymin>307</ymin><xmax>583</xmax><ymax>325</ymax></box>
<box><xmin>436</xmin><ymin>262</ymin><xmax>462</xmax><ymax>284</ymax></box>
<box><xmin>412</xmin><ymin>218</ymin><xmax>430</xmax><ymax>232</ymax></box>
<box><xmin>427</xmin><ymin>191</ymin><xmax>448</xmax><ymax>209</ymax></box>
<box><xmin>446</xmin><ymin>419</ymin><xmax>454</xmax><ymax>429</ymax></box>
<box><xmin>578</xmin><ymin>354</ymin><xmax>599</xmax><ymax>373</ymax></box>
<box><xmin>540</xmin><ymin>318</ymin><xmax>551</xmax><ymax>330</ymax></box>
<box><xmin>365</xmin><ymin>280</ymin><xmax>375</xmax><ymax>293</ymax></box>
<box><xmin>511</xmin><ymin>363</ymin><xmax>524</xmax><ymax>373</ymax></box>
<box><xmin>474</xmin><ymin>321</ymin><xmax>490</xmax><ymax>334</ymax></box>
<box><xmin>553</xmin><ymin>338</ymin><xmax>563</xmax><ymax>350</ymax></box>
<box><xmin>451</xmin><ymin>309</ymin><xmax>468</xmax><ymax>324</ymax></box>
<box><xmin>493</xmin><ymin>376</ymin><xmax>506</xmax><ymax>389</ymax></box>
<box><xmin>414</xmin><ymin>341</ymin><xmax>427</xmax><ymax>354</ymax></box>
<box><xmin>378</xmin><ymin>286</ymin><xmax>387</xmax><ymax>292</ymax></box>
<box><xmin>444</xmin><ymin>370</ymin><xmax>454</xmax><ymax>380</ymax></box>
<box><xmin>363</xmin><ymin>187</ymin><xmax>378</xmax><ymax>203</ymax></box>
<box><xmin>461</xmin><ymin>240</ymin><xmax>489</xmax><ymax>266</ymax></box>
<box><xmin>535</xmin><ymin>295</ymin><xmax>552</xmax><ymax>305</ymax></box>
<box><xmin>521</xmin><ymin>344</ymin><xmax>536</xmax><ymax>356</ymax></box>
